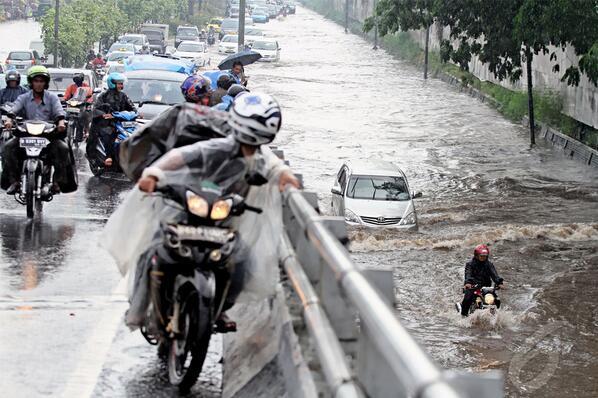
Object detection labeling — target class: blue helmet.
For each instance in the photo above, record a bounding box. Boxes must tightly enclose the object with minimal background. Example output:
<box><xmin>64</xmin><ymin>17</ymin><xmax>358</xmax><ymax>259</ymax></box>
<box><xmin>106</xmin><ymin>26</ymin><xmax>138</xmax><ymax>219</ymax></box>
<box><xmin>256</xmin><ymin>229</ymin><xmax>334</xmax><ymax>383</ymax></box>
<box><xmin>107</xmin><ymin>72</ymin><xmax>126</xmax><ymax>90</ymax></box>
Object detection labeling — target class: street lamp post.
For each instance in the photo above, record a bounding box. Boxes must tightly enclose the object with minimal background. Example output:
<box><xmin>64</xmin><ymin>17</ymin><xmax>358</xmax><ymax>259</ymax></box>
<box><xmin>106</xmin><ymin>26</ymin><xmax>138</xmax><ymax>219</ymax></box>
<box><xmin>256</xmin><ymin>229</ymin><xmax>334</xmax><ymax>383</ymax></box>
<box><xmin>53</xmin><ymin>0</ymin><xmax>59</xmax><ymax>67</ymax></box>
<box><xmin>373</xmin><ymin>0</ymin><xmax>378</xmax><ymax>50</ymax></box>
<box><xmin>238</xmin><ymin>0</ymin><xmax>246</xmax><ymax>52</ymax></box>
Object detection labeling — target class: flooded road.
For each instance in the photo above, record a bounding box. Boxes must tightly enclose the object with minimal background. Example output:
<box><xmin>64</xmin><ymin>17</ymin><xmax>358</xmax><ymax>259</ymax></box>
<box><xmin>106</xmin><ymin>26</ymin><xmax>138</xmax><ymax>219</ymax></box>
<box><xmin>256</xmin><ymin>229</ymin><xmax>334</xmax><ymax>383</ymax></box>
<box><xmin>1</xmin><ymin>6</ymin><xmax>597</xmax><ymax>397</ymax></box>
<box><xmin>252</xmin><ymin>7</ymin><xmax>598</xmax><ymax>398</ymax></box>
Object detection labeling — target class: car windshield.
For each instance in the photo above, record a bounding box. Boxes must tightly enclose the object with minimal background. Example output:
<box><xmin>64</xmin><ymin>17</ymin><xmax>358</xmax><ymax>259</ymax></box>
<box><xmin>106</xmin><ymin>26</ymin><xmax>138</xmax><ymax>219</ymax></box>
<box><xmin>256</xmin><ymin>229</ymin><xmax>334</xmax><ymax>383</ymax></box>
<box><xmin>9</xmin><ymin>51</ymin><xmax>32</xmax><ymax>60</ymax></box>
<box><xmin>178</xmin><ymin>27</ymin><xmax>198</xmax><ymax>35</ymax></box>
<box><xmin>245</xmin><ymin>28</ymin><xmax>263</xmax><ymax>36</ymax></box>
<box><xmin>107</xmin><ymin>65</ymin><xmax>125</xmax><ymax>74</ymax></box>
<box><xmin>221</xmin><ymin>19</ymin><xmax>239</xmax><ymax>29</ymax></box>
<box><xmin>48</xmin><ymin>73</ymin><xmax>90</xmax><ymax>91</ymax></box>
<box><xmin>253</xmin><ymin>41</ymin><xmax>277</xmax><ymax>50</ymax></box>
<box><xmin>126</xmin><ymin>78</ymin><xmax>185</xmax><ymax>105</ymax></box>
<box><xmin>109</xmin><ymin>43</ymin><xmax>134</xmax><ymax>53</ymax></box>
<box><xmin>209</xmin><ymin>19</ymin><xmax>222</xmax><ymax>25</ymax></box>
<box><xmin>144</xmin><ymin>31</ymin><xmax>163</xmax><ymax>39</ymax></box>
<box><xmin>121</xmin><ymin>36</ymin><xmax>144</xmax><ymax>45</ymax></box>
<box><xmin>178</xmin><ymin>42</ymin><xmax>204</xmax><ymax>52</ymax></box>
<box><xmin>346</xmin><ymin>175</ymin><xmax>410</xmax><ymax>201</ymax></box>
<box><xmin>108</xmin><ymin>52</ymin><xmax>132</xmax><ymax>61</ymax></box>
<box><xmin>254</xmin><ymin>8</ymin><xmax>268</xmax><ymax>14</ymax></box>
<box><xmin>222</xmin><ymin>35</ymin><xmax>238</xmax><ymax>43</ymax></box>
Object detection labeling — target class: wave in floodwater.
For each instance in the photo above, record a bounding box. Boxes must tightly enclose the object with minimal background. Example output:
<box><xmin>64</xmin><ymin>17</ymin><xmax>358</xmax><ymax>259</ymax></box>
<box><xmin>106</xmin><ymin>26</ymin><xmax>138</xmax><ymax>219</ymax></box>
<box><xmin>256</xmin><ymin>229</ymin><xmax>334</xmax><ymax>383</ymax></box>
<box><xmin>349</xmin><ymin>222</ymin><xmax>598</xmax><ymax>252</ymax></box>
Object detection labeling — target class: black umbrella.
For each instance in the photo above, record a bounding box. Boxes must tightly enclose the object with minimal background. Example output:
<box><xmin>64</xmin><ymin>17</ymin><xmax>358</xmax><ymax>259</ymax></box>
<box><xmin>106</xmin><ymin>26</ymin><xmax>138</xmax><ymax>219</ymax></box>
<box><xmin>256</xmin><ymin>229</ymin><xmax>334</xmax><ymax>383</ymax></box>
<box><xmin>217</xmin><ymin>50</ymin><xmax>262</xmax><ymax>70</ymax></box>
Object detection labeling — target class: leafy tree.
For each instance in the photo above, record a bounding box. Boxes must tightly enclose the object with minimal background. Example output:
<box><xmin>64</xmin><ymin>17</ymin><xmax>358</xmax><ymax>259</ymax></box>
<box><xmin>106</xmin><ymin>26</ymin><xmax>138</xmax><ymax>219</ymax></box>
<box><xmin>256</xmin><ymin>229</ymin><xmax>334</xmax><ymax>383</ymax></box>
<box><xmin>364</xmin><ymin>0</ymin><xmax>437</xmax><ymax>78</ymax></box>
<box><xmin>437</xmin><ymin>0</ymin><xmax>598</xmax><ymax>145</ymax></box>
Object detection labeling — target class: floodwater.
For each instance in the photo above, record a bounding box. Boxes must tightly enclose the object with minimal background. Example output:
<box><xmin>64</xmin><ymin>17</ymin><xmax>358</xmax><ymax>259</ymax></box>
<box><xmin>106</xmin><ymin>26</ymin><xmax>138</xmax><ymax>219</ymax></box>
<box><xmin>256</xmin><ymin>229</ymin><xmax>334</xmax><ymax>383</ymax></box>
<box><xmin>252</xmin><ymin>7</ymin><xmax>598</xmax><ymax>398</ymax></box>
<box><xmin>0</xmin><ymin>6</ymin><xmax>597</xmax><ymax>397</ymax></box>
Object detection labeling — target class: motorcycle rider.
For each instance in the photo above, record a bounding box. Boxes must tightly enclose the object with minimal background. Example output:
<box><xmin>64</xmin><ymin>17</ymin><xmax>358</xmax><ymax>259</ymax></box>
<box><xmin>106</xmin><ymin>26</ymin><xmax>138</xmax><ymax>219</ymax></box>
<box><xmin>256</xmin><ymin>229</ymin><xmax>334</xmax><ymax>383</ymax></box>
<box><xmin>0</xmin><ymin>70</ymin><xmax>27</xmax><ymax>106</ymax></box>
<box><xmin>89</xmin><ymin>72</ymin><xmax>136</xmax><ymax>167</ymax></box>
<box><xmin>212</xmin><ymin>84</ymin><xmax>248</xmax><ymax>112</ymax></box>
<box><xmin>211</xmin><ymin>74</ymin><xmax>235</xmax><ymax>105</ymax></box>
<box><xmin>181</xmin><ymin>75</ymin><xmax>213</xmax><ymax>106</ymax></box>
<box><xmin>460</xmin><ymin>244</ymin><xmax>504</xmax><ymax>316</ymax></box>
<box><xmin>63</xmin><ymin>72</ymin><xmax>92</xmax><ymax>101</ymax></box>
<box><xmin>1</xmin><ymin>66</ymin><xmax>77</xmax><ymax>195</ymax></box>
<box><xmin>91</xmin><ymin>53</ymin><xmax>106</xmax><ymax>69</ymax></box>
<box><xmin>133</xmin><ymin>92</ymin><xmax>300</xmax><ymax>331</ymax></box>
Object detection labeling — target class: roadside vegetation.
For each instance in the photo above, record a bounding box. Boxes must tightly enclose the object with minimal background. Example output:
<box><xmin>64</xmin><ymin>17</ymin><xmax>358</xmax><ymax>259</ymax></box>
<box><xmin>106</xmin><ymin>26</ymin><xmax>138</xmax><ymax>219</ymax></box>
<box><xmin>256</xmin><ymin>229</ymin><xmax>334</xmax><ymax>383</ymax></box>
<box><xmin>40</xmin><ymin>0</ymin><xmax>225</xmax><ymax>68</ymax></box>
<box><xmin>301</xmin><ymin>0</ymin><xmax>598</xmax><ymax>150</ymax></box>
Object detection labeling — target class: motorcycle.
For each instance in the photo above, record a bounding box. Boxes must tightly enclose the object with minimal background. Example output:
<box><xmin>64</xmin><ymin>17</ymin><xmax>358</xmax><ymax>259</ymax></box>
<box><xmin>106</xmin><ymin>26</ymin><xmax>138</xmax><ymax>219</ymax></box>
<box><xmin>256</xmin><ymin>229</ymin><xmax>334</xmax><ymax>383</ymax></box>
<box><xmin>64</xmin><ymin>88</ymin><xmax>91</xmax><ymax>149</ymax></box>
<box><xmin>87</xmin><ymin>111</ymin><xmax>138</xmax><ymax>176</ymax></box>
<box><xmin>456</xmin><ymin>285</ymin><xmax>501</xmax><ymax>316</ymax></box>
<box><xmin>140</xmin><ymin>182</ymin><xmax>261</xmax><ymax>392</ymax></box>
<box><xmin>207</xmin><ymin>33</ymin><xmax>216</xmax><ymax>46</ymax></box>
<box><xmin>10</xmin><ymin>120</ymin><xmax>69</xmax><ymax>218</ymax></box>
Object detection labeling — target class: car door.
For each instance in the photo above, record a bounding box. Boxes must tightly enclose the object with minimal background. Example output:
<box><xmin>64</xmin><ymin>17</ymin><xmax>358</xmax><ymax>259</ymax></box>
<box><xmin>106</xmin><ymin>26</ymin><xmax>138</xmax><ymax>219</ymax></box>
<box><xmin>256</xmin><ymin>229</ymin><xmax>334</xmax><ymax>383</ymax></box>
<box><xmin>331</xmin><ymin>166</ymin><xmax>348</xmax><ymax>216</ymax></box>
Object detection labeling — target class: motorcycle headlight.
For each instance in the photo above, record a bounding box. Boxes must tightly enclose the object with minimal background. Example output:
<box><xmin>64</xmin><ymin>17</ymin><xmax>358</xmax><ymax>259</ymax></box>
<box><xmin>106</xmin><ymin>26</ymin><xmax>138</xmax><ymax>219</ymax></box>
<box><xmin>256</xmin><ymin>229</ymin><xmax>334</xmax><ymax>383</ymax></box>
<box><xmin>26</xmin><ymin>123</ymin><xmax>45</xmax><ymax>136</ymax></box>
<box><xmin>67</xmin><ymin>101</ymin><xmax>81</xmax><ymax>106</ymax></box>
<box><xmin>484</xmin><ymin>294</ymin><xmax>495</xmax><ymax>305</ymax></box>
<box><xmin>210</xmin><ymin>199</ymin><xmax>232</xmax><ymax>220</ymax></box>
<box><xmin>344</xmin><ymin>209</ymin><xmax>361</xmax><ymax>224</ymax></box>
<box><xmin>186</xmin><ymin>191</ymin><xmax>208</xmax><ymax>217</ymax></box>
<box><xmin>399</xmin><ymin>212</ymin><xmax>417</xmax><ymax>225</ymax></box>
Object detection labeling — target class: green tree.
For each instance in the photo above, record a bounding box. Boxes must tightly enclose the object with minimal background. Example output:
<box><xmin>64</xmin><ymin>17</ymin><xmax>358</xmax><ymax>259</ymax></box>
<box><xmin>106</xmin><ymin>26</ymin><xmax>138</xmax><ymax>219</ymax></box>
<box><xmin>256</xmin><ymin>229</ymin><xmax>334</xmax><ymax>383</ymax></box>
<box><xmin>364</xmin><ymin>0</ymin><xmax>437</xmax><ymax>79</ymax></box>
<box><xmin>437</xmin><ymin>0</ymin><xmax>598</xmax><ymax>145</ymax></box>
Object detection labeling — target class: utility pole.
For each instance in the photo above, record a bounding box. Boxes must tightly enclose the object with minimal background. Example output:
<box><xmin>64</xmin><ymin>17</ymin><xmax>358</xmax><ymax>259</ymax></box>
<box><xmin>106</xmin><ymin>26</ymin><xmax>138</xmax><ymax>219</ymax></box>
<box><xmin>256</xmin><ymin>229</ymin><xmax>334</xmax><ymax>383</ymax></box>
<box><xmin>344</xmin><ymin>0</ymin><xmax>348</xmax><ymax>33</ymax></box>
<box><xmin>53</xmin><ymin>0</ymin><xmax>59</xmax><ymax>67</ymax></box>
<box><xmin>423</xmin><ymin>24</ymin><xmax>430</xmax><ymax>79</ymax></box>
<box><xmin>238</xmin><ymin>0</ymin><xmax>246</xmax><ymax>52</ymax></box>
<box><xmin>525</xmin><ymin>45</ymin><xmax>536</xmax><ymax>146</ymax></box>
<box><xmin>372</xmin><ymin>0</ymin><xmax>378</xmax><ymax>50</ymax></box>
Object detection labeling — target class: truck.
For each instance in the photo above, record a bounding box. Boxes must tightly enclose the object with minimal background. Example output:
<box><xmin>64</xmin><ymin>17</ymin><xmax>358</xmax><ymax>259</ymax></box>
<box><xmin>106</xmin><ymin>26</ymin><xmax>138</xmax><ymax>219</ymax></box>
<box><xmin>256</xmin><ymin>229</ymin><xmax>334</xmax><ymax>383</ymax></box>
<box><xmin>139</xmin><ymin>24</ymin><xmax>169</xmax><ymax>54</ymax></box>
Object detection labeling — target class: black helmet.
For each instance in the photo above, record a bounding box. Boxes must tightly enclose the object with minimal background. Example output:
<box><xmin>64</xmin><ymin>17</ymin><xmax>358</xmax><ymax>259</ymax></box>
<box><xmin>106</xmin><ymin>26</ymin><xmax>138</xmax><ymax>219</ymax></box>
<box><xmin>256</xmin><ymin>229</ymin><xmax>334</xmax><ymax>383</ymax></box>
<box><xmin>73</xmin><ymin>72</ymin><xmax>85</xmax><ymax>85</ymax></box>
<box><xmin>227</xmin><ymin>83</ymin><xmax>248</xmax><ymax>98</ymax></box>
<box><xmin>5</xmin><ymin>70</ymin><xmax>21</xmax><ymax>84</ymax></box>
<box><xmin>217</xmin><ymin>74</ymin><xmax>234</xmax><ymax>90</ymax></box>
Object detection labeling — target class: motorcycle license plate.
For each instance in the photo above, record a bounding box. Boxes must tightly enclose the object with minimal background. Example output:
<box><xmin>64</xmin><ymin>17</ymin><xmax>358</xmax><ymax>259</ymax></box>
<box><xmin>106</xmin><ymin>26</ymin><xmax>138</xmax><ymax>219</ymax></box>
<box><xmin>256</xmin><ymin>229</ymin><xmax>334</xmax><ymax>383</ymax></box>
<box><xmin>66</xmin><ymin>107</ymin><xmax>80</xmax><ymax>113</ymax></box>
<box><xmin>121</xmin><ymin>121</ymin><xmax>137</xmax><ymax>128</ymax></box>
<box><xmin>172</xmin><ymin>225</ymin><xmax>232</xmax><ymax>244</ymax></box>
<box><xmin>20</xmin><ymin>137</ymin><xmax>49</xmax><ymax>148</ymax></box>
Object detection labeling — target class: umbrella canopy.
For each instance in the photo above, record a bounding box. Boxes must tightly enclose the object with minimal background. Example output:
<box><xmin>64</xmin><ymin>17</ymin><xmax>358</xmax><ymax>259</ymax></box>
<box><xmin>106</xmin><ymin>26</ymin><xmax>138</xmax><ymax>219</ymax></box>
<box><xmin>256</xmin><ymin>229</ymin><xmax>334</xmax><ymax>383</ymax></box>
<box><xmin>217</xmin><ymin>50</ymin><xmax>262</xmax><ymax>70</ymax></box>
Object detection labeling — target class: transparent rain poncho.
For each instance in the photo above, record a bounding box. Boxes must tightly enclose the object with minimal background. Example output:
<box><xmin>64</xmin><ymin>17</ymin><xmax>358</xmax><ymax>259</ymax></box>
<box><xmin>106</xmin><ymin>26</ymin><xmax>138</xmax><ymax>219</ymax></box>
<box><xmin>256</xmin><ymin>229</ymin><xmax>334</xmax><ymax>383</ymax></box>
<box><xmin>100</xmin><ymin>135</ymin><xmax>290</xmax><ymax>327</ymax></box>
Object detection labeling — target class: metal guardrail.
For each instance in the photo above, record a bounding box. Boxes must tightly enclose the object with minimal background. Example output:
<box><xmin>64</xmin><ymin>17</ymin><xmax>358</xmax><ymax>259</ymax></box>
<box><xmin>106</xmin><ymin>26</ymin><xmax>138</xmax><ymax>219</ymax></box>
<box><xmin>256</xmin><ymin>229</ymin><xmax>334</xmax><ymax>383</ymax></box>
<box><xmin>280</xmin><ymin>187</ymin><xmax>503</xmax><ymax>398</ymax></box>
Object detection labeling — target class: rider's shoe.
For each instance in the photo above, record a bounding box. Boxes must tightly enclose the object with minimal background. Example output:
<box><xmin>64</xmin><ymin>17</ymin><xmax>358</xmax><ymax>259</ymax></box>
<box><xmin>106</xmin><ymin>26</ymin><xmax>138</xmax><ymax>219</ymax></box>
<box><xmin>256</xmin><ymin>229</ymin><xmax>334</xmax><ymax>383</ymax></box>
<box><xmin>214</xmin><ymin>312</ymin><xmax>237</xmax><ymax>333</ymax></box>
<box><xmin>6</xmin><ymin>182</ymin><xmax>20</xmax><ymax>195</ymax></box>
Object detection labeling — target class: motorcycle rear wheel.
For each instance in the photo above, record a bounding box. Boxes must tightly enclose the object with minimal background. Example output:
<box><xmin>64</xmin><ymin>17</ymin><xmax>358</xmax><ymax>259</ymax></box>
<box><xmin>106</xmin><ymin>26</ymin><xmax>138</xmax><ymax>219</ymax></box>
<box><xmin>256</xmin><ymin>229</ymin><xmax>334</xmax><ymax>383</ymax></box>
<box><xmin>167</xmin><ymin>306</ymin><xmax>212</xmax><ymax>393</ymax></box>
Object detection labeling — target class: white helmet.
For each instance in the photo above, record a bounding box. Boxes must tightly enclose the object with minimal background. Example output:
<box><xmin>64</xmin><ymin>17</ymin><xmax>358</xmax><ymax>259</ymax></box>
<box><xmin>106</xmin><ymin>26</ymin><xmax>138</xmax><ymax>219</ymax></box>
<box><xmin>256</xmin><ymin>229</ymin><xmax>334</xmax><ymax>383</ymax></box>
<box><xmin>228</xmin><ymin>92</ymin><xmax>282</xmax><ymax>146</ymax></box>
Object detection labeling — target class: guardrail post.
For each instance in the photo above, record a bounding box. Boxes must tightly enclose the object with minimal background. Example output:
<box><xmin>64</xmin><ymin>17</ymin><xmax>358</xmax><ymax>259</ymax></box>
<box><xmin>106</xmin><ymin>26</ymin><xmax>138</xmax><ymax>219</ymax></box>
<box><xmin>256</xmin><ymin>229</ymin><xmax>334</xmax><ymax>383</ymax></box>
<box><xmin>357</xmin><ymin>269</ymin><xmax>404</xmax><ymax>397</ymax></box>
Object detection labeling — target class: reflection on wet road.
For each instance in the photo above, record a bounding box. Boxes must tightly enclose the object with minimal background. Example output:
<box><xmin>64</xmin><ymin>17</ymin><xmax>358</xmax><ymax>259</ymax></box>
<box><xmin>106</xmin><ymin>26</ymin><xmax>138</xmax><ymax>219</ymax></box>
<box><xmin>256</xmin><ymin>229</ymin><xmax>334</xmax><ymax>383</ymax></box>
<box><xmin>1</xmin><ymin>6</ymin><xmax>597</xmax><ymax>397</ymax></box>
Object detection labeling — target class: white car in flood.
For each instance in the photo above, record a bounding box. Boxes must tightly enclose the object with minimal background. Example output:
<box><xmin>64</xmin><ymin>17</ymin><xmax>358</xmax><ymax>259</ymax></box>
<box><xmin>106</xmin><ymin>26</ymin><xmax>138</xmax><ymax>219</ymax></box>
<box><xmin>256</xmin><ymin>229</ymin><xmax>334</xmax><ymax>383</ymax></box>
<box><xmin>331</xmin><ymin>160</ymin><xmax>421</xmax><ymax>230</ymax></box>
<box><xmin>252</xmin><ymin>39</ymin><xmax>281</xmax><ymax>62</ymax></box>
<box><xmin>218</xmin><ymin>35</ymin><xmax>239</xmax><ymax>54</ymax></box>
<box><xmin>174</xmin><ymin>41</ymin><xmax>209</xmax><ymax>67</ymax></box>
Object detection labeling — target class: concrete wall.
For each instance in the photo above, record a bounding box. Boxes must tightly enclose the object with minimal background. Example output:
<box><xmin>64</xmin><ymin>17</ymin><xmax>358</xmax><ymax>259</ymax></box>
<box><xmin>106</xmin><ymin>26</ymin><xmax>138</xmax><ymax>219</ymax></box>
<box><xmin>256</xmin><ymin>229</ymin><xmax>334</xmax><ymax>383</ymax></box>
<box><xmin>324</xmin><ymin>0</ymin><xmax>598</xmax><ymax>129</ymax></box>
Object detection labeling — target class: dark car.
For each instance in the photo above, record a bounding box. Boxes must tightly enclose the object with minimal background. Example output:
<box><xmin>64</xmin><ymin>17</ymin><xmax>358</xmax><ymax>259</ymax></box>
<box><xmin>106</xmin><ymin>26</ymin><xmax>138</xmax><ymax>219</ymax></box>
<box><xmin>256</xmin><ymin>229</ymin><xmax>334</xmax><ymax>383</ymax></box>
<box><xmin>175</xmin><ymin>26</ymin><xmax>200</xmax><ymax>47</ymax></box>
<box><xmin>123</xmin><ymin>70</ymin><xmax>187</xmax><ymax>120</ymax></box>
<box><xmin>141</xmin><ymin>29</ymin><xmax>167</xmax><ymax>53</ymax></box>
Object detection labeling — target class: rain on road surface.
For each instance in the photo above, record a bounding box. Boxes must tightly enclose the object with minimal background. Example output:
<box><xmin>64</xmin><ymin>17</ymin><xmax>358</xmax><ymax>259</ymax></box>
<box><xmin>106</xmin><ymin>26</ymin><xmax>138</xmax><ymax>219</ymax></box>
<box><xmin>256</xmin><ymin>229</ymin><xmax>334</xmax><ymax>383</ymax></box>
<box><xmin>2</xmin><ymin>6</ymin><xmax>598</xmax><ymax>397</ymax></box>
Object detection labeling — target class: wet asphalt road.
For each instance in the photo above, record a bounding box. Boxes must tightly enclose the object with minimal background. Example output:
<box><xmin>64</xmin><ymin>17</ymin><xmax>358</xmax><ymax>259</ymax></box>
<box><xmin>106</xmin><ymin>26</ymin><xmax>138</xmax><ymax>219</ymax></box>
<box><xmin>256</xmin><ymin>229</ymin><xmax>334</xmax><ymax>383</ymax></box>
<box><xmin>1</xmin><ymin>6</ymin><xmax>598</xmax><ymax>398</ymax></box>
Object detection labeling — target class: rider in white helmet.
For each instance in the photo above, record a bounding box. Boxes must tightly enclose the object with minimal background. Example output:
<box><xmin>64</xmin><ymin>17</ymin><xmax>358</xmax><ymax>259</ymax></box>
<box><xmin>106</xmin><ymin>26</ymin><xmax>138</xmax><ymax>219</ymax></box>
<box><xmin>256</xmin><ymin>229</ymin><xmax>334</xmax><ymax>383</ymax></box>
<box><xmin>108</xmin><ymin>93</ymin><xmax>300</xmax><ymax>331</ymax></box>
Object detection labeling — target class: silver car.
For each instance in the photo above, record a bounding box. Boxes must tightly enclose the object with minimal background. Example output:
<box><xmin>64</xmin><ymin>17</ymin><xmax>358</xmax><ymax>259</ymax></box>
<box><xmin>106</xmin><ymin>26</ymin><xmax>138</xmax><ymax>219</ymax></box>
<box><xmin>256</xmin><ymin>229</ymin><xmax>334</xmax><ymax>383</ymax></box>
<box><xmin>331</xmin><ymin>160</ymin><xmax>422</xmax><ymax>229</ymax></box>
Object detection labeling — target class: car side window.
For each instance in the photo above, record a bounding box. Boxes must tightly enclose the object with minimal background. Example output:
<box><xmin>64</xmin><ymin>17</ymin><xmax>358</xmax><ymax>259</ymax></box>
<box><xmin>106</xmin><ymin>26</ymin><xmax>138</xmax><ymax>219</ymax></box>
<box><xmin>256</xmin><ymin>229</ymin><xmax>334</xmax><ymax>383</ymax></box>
<box><xmin>338</xmin><ymin>168</ymin><xmax>348</xmax><ymax>193</ymax></box>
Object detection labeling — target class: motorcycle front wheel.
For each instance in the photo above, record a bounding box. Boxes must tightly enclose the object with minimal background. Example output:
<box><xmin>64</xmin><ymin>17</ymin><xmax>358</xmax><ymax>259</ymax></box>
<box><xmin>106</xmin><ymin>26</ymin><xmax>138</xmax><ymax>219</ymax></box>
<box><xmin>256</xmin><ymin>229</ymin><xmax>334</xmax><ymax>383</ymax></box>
<box><xmin>168</xmin><ymin>303</ymin><xmax>212</xmax><ymax>393</ymax></box>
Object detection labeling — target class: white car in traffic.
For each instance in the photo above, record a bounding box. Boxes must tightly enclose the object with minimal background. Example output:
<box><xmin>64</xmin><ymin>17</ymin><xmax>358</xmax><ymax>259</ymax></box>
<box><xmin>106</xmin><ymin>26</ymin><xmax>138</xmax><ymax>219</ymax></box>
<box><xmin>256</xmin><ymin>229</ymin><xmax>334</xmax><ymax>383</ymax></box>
<box><xmin>331</xmin><ymin>160</ymin><xmax>421</xmax><ymax>230</ymax></box>
<box><xmin>174</xmin><ymin>41</ymin><xmax>210</xmax><ymax>67</ymax></box>
<box><xmin>252</xmin><ymin>39</ymin><xmax>281</xmax><ymax>62</ymax></box>
<box><xmin>218</xmin><ymin>35</ymin><xmax>239</xmax><ymax>53</ymax></box>
<box><xmin>106</xmin><ymin>51</ymin><xmax>134</xmax><ymax>69</ymax></box>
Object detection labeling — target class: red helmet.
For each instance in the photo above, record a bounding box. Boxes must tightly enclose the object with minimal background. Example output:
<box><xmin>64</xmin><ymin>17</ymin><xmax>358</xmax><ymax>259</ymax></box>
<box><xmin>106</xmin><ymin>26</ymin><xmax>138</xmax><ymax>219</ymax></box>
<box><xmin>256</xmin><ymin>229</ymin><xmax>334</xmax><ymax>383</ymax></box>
<box><xmin>474</xmin><ymin>244</ymin><xmax>490</xmax><ymax>256</ymax></box>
